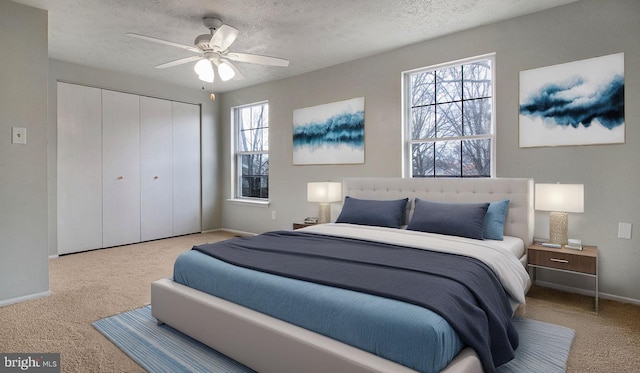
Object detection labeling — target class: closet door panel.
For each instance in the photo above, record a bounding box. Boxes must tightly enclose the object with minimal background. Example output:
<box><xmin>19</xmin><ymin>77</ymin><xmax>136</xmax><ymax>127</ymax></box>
<box><xmin>102</xmin><ymin>90</ymin><xmax>141</xmax><ymax>247</ymax></box>
<box><xmin>57</xmin><ymin>82</ymin><xmax>103</xmax><ymax>254</ymax></box>
<box><xmin>172</xmin><ymin>102</ymin><xmax>201</xmax><ymax>236</ymax></box>
<box><xmin>140</xmin><ymin>97</ymin><xmax>173</xmax><ymax>241</ymax></box>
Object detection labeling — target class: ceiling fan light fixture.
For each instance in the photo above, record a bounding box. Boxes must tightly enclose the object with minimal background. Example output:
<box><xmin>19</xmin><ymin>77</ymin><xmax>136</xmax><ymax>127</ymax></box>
<box><xmin>217</xmin><ymin>61</ymin><xmax>236</xmax><ymax>81</ymax></box>
<box><xmin>194</xmin><ymin>59</ymin><xmax>214</xmax><ymax>82</ymax></box>
<box><xmin>127</xmin><ymin>17</ymin><xmax>289</xmax><ymax>86</ymax></box>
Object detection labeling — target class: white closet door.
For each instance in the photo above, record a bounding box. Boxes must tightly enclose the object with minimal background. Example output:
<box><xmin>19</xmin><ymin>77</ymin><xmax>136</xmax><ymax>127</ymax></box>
<box><xmin>172</xmin><ymin>102</ymin><xmax>201</xmax><ymax>236</ymax></box>
<box><xmin>102</xmin><ymin>90</ymin><xmax>141</xmax><ymax>247</ymax></box>
<box><xmin>140</xmin><ymin>96</ymin><xmax>173</xmax><ymax>241</ymax></box>
<box><xmin>57</xmin><ymin>82</ymin><xmax>103</xmax><ymax>254</ymax></box>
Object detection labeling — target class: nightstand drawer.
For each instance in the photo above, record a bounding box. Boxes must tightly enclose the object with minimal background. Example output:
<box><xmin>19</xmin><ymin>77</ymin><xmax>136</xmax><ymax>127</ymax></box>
<box><xmin>528</xmin><ymin>249</ymin><xmax>596</xmax><ymax>274</ymax></box>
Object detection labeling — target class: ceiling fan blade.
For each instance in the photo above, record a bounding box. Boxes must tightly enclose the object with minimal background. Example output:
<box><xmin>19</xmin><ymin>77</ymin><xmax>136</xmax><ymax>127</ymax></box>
<box><xmin>126</xmin><ymin>33</ymin><xmax>201</xmax><ymax>54</ymax></box>
<box><xmin>155</xmin><ymin>56</ymin><xmax>202</xmax><ymax>69</ymax></box>
<box><xmin>210</xmin><ymin>25</ymin><xmax>239</xmax><ymax>52</ymax></box>
<box><xmin>225</xmin><ymin>52</ymin><xmax>290</xmax><ymax>67</ymax></box>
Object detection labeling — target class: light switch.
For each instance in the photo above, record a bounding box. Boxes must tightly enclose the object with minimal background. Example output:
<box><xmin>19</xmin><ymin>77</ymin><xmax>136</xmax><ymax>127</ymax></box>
<box><xmin>618</xmin><ymin>222</ymin><xmax>632</xmax><ymax>240</ymax></box>
<box><xmin>12</xmin><ymin>127</ymin><xmax>27</xmax><ymax>144</ymax></box>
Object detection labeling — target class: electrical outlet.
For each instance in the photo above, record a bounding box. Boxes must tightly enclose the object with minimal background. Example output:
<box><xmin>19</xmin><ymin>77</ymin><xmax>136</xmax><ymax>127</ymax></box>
<box><xmin>12</xmin><ymin>127</ymin><xmax>26</xmax><ymax>144</ymax></box>
<box><xmin>271</xmin><ymin>211</ymin><xmax>277</xmax><ymax>220</ymax></box>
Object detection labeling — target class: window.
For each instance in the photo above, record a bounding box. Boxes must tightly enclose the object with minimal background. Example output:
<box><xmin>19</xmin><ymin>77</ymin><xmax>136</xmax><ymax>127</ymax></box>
<box><xmin>233</xmin><ymin>101</ymin><xmax>269</xmax><ymax>200</ymax></box>
<box><xmin>403</xmin><ymin>55</ymin><xmax>495</xmax><ymax>177</ymax></box>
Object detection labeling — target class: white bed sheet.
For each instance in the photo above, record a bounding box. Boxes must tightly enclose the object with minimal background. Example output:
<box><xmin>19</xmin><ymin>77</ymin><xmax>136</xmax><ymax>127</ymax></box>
<box><xmin>300</xmin><ymin>223</ymin><xmax>530</xmax><ymax>304</ymax></box>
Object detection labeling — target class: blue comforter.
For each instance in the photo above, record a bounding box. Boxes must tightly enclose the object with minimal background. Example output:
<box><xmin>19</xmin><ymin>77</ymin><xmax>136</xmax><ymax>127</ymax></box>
<box><xmin>179</xmin><ymin>230</ymin><xmax>517</xmax><ymax>372</ymax></box>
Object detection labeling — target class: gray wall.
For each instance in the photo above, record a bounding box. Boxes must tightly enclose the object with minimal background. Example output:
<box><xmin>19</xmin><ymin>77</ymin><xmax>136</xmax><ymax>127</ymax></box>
<box><xmin>47</xmin><ymin>60</ymin><xmax>222</xmax><ymax>256</ymax></box>
<box><xmin>0</xmin><ymin>1</ymin><xmax>49</xmax><ymax>303</ymax></box>
<box><xmin>219</xmin><ymin>0</ymin><xmax>640</xmax><ymax>303</ymax></box>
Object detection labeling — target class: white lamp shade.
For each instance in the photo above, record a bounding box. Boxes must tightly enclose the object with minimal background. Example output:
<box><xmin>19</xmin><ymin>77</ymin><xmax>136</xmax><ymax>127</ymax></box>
<box><xmin>217</xmin><ymin>61</ymin><xmax>236</xmax><ymax>81</ymax></box>
<box><xmin>307</xmin><ymin>182</ymin><xmax>342</xmax><ymax>203</ymax></box>
<box><xmin>194</xmin><ymin>59</ymin><xmax>214</xmax><ymax>82</ymax></box>
<box><xmin>535</xmin><ymin>184</ymin><xmax>584</xmax><ymax>213</ymax></box>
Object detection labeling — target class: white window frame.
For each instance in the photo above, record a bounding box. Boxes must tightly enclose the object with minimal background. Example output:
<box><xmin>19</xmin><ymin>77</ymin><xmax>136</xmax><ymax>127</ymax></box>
<box><xmin>401</xmin><ymin>53</ymin><xmax>496</xmax><ymax>178</ymax></box>
<box><xmin>229</xmin><ymin>100</ymin><xmax>270</xmax><ymax>205</ymax></box>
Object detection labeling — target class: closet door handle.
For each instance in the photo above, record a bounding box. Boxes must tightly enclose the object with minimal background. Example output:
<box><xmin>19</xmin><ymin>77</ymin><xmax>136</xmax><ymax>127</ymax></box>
<box><xmin>154</xmin><ymin>176</ymin><xmax>159</xmax><ymax>179</ymax></box>
<box><xmin>117</xmin><ymin>176</ymin><xmax>124</xmax><ymax>180</ymax></box>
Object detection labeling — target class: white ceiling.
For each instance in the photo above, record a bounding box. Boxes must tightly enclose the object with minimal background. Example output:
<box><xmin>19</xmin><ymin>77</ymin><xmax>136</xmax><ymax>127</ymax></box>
<box><xmin>14</xmin><ymin>0</ymin><xmax>579</xmax><ymax>93</ymax></box>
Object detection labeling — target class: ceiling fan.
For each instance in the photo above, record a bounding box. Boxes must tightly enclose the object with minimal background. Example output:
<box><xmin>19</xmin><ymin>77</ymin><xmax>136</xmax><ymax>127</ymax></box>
<box><xmin>127</xmin><ymin>17</ymin><xmax>289</xmax><ymax>84</ymax></box>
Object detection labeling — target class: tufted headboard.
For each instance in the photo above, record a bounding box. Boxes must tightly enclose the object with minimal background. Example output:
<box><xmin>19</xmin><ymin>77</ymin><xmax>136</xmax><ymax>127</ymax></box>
<box><xmin>342</xmin><ymin>177</ymin><xmax>534</xmax><ymax>246</ymax></box>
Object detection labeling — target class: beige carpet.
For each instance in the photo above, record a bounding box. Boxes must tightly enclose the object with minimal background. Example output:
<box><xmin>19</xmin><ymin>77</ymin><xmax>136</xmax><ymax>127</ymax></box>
<box><xmin>1</xmin><ymin>231</ymin><xmax>639</xmax><ymax>372</ymax></box>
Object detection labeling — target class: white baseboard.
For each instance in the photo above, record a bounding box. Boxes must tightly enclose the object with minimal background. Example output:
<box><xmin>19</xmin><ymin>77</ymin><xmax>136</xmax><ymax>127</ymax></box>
<box><xmin>0</xmin><ymin>290</ymin><xmax>51</xmax><ymax>307</ymax></box>
<box><xmin>534</xmin><ymin>280</ymin><xmax>640</xmax><ymax>306</ymax></box>
<box><xmin>214</xmin><ymin>228</ymin><xmax>257</xmax><ymax>236</ymax></box>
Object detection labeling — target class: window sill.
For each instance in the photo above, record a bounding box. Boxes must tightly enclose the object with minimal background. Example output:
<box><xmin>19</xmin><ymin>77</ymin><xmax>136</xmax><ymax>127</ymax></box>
<box><xmin>227</xmin><ymin>198</ymin><xmax>270</xmax><ymax>207</ymax></box>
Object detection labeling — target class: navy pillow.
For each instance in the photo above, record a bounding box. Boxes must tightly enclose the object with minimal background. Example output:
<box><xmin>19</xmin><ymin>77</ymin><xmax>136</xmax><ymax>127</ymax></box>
<box><xmin>336</xmin><ymin>196</ymin><xmax>409</xmax><ymax>228</ymax></box>
<box><xmin>407</xmin><ymin>199</ymin><xmax>490</xmax><ymax>240</ymax></box>
<box><xmin>483</xmin><ymin>199</ymin><xmax>510</xmax><ymax>240</ymax></box>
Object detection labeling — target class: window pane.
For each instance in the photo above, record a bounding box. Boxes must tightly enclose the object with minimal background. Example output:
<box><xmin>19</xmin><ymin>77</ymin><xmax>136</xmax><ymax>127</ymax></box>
<box><xmin>462</xmin><ymin>139</ymin><xmax>491</xmax><ymax>177</ymax></box>
<box><xmin>238</xmin><ymin>104</ymin><xmax>269</xmax><ymax>152</ymax></box>
<box><xmin>241</xmin><ymin>154</ymin><xmax>268</xmax><ymax>176</ymax></box>
<box><xmin>436</xmin><ymin>66</ymin><xmax>462</xmax><ymax>103</ymax></box>
<box><xmin>411</xmin><ymin>143</ymin><xmax>434</xmax><ymax>177</ymax></box>
<box><xmin>411</xmin><ymin>71</ymin><xmax>435</xmax><ymax>107</ymax></box>
<box><xmin>240</xmin><ymin>154</ymin><xmax>269</xmax><ymax>198</ymax></box>
<box><xmin>463</xmin><ymin>61</ymin><xmax>492</xmax><ymax>100</ymax></box>
<box><xmin>239</xmin><ymin>127</ymin><xmax>267</xmax><ymax>152</ymax></box>
<box><xmin>411</xmin><ymin>106</ymin><xmax>435</xmax><ymax>139</ymax></box>
<box><xmin>435</xmin><ymin>141</ymin><xmax>461</xmax><ymax>177</ymax></box>
<box><xmin>241</xmin><ymin>176</ymin><xmax>268</xmax><ymax>199</ymax></box>
<box><xmin>463</xmin><ymin>98</ymin><xmax>492</xmax><ymax>136</ymax></box>
<box><xmin>239</xmin><ymin>105</ymin><xmax>267</xmax><ymax>131</ymax></box>
<box><xmin>435</xmin><ymin>102</ymin><xmax>462</xmax><ymax>138</ymax></box>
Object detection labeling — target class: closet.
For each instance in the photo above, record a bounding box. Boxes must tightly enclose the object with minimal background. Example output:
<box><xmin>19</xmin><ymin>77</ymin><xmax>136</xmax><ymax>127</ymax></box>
<box><xmin>57</xmin><ymin>82</ymin><xmax>201</xmax><ymax>255</ymax></box>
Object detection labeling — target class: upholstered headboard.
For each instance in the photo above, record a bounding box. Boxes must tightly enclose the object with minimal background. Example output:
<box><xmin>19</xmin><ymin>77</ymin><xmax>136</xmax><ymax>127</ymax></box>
<box><xmin>342</xmin><ymin>177</ymin><xmax>534</xmax><ymax>246</ymax></box>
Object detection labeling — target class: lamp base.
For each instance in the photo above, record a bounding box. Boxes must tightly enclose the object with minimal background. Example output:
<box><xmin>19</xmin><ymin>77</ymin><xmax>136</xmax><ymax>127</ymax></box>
<box><xmin>318</xmin><ymin>203</ymin><xmax>331</xmax><ymax>224</ymax></box>
<box><xmin>549</xmin><ymin>211</ymin><xmax>568</xmax><ymax>245</ymax></box>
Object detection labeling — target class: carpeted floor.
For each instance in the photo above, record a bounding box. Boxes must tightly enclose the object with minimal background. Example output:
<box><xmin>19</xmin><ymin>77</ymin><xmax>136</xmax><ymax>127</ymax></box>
<box><xmin>1</xmin><ymin>231</ymin><xmax>639</xmax><ymax>372</ymax></box>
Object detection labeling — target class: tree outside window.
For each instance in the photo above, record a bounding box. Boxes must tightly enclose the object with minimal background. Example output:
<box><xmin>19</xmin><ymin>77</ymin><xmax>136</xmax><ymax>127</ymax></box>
<box><xmin>234</xmin><ymin>102</ymin><xmax>269</xmax><ymax>199</ymax></box>
<box><xmin>405</xmin><ymin>55</ymin><xmax>494</xmax><ymax>177</ymax></box>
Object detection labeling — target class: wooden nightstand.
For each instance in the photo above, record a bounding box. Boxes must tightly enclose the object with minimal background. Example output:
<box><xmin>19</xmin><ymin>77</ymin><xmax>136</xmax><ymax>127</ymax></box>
<box><xmin>527</xmin><ymin>244</ymin><xmax>599</xmax><ymax>313</ymax></box>
<box><xmin>293</xmin><ymin>222</ymin><xmax>317</xmax><ymax>230</ymax></box>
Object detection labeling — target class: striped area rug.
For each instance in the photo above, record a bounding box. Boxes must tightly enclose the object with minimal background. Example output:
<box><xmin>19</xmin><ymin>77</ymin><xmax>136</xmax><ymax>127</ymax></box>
<box><xmin>94</xmin><ymin>306</ymin><xmax>574</xmax><ymax>373</ymax></box>
<box><xmin>497</xmin><ymin>317</ymin><xmax>575</xmax><ymax>373</ymax></box>
<box><xmin>93</xmin><ymin>306</ymin><xmax>255</xmax><ymax>373</ymax></box>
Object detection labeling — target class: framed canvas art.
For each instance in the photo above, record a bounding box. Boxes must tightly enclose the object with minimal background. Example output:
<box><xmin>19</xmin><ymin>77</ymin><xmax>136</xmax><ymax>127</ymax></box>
<box><xmin>293</xmin><ymin>97</ymin><xmax>365</xmax><ymax>165</ymax></box>
<box><xmin>519</xmin><ymin>53</ymin><xmax>624</xmax><ymax>147</ymax></box>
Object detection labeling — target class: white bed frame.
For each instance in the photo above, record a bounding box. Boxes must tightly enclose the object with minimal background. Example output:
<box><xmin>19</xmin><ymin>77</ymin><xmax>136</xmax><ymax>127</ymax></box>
<box><xmin>152</xmin><ymin>177</ymin><xmax>534</xmax><ymax>373</ymax></box>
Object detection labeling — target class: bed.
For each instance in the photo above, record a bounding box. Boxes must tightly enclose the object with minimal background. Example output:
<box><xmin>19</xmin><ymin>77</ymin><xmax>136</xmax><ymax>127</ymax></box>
<box><xmin>151</xmin><ymin>177</ymin><xmax>534</xmax><ymax>373</ymax></box>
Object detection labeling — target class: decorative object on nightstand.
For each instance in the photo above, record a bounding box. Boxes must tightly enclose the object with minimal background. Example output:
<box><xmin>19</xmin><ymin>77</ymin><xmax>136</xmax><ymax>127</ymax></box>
<box><xmin>527</xmin><ymin>244</ymin><xmax>598</xmax><ymax>313</ymax></box>
<box><xmin>535</xmin><ymin>183</ymin><xmax>584</xmax><ymax>245</ymax></box>
<box><xmin>307</xmin><ymin>182</ymin><xmax>342</xmax><ymax>224</ymax></box>
<box><xmin>565</xmin><ymin>238</ymin><xmax>583</xmax><ymax>251</ymax></box>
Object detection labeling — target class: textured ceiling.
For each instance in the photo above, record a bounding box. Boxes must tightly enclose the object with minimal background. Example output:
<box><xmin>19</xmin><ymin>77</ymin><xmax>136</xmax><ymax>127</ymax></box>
<box><xmin>14</xmin><ymin>0</ymin><xmax>579</xmax><ymax>93</ymax></box>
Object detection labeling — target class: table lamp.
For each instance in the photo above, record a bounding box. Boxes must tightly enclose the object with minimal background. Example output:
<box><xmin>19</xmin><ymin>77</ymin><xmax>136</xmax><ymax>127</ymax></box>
<box><xmin>535</xmin><ymin>183</ymin><xmax>584</xmax><ymax>245</ymax></box>
<box><xmin>307</xmin><ymin>182</ymin><xmax>342</xmax><ymax>224</ymax></box>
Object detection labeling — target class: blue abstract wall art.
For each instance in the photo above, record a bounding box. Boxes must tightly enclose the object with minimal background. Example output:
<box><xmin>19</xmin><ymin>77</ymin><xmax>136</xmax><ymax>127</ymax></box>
<box><xmin>293</xmin><ymin>97</ymin><xmax>365</xmax><ymax>165</ymax></box>
<box><xmin>519</xmin><ymin>53</ymin><xmax>624</xmax><ymax>147</ymax></box>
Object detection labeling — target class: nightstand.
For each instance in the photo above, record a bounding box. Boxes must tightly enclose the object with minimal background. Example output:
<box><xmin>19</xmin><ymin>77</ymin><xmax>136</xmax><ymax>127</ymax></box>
<box><xmin>293</xmin><ymin>222</ymin><xmax>317</xmax><ymax>230</ymax></box>
<box><xmin>527</xmin><ymin>244</ymin><xmax>598</xmax><ymax>313</ymax></box>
